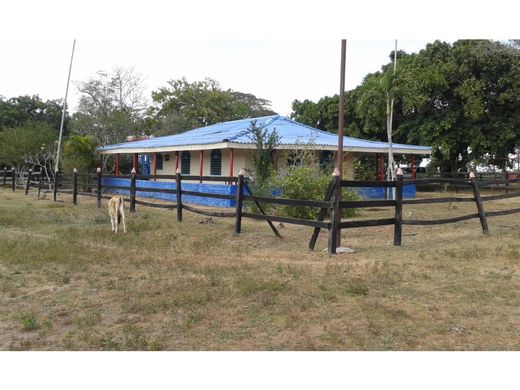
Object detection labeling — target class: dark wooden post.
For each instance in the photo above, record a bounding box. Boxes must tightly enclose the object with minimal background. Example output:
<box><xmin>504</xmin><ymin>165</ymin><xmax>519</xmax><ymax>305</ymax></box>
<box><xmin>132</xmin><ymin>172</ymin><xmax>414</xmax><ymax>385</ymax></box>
<box><xmin>3</xmin><ymin>167</ymin><xmax>7</xmax><ymax>188</ymax></box>
<box><xmin>72</xmin><ymin>168</ymin><xmax>78</xmax><ymax>205</ymax></box>
<box><xmin>327</xmin><ymin>169</ymin><xmax>341</xmax><ymax>254</ymax></box>
<box><xmin>37</xmin><ymin>175</ymin><xmax>43</xmax><ymax>199</ymax></box>
<box><xmin>130</xmin><ymin>167</ymin><xmax>136</xmax><ymax>213</ymax></box>
<box><xmin>53</xmin><ymin>170</ymin><xmax>60</xmax><ymax>201</ymax></box>
<box><xmin>470</xmin><ymin>171</ymin><xmax>489</xmax><ymax>234</ymax></box>
<box><xmin>96</xmin><ymin>167</ymin><xmax>102</xmax><ymax>208</ymax></box>
<box><xmin>176</xmin><ymin>168</ymin><xmax>183</xmax><ymax>221</ymax></box>
<box><xmin>394</xmin><ymin>168</ymin><xmax>404</xmax><ymax>246</ymax></box>
<box><xmin>234</xmin><ymin>169</ymin><xmax>245</xmax><ymax>234</ymax></box>
<box><xmin>25</xmin><ymin>169</ymin><xmax>32</xmax><ymax>195</ymax></box>
<box><xmin>12</xmin><ymin>168</ymin><xmax>16</xmax><ymax>192</ymax></box>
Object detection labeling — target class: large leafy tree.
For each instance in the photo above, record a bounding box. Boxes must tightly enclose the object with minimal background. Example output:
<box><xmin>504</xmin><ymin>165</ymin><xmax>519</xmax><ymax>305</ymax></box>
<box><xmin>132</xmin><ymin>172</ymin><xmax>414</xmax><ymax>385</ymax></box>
<box><xmin>291</xmin><ymin>40</ymin><xmax>520</xmax><ymax>173</ymax></box>
<box><xmin>71</xmin><ymin>67</ymin><xmax>147</xmax><ymax>146</ymax></box>
<box><xmin>0</xmin><ymin>95</ymin><xmax>67</xmax><ymax>132</ymax></box>
<box><xmin>149</xmin><ymin>77</ymin><xmax>276</xmax><ymax>135</ymax></box>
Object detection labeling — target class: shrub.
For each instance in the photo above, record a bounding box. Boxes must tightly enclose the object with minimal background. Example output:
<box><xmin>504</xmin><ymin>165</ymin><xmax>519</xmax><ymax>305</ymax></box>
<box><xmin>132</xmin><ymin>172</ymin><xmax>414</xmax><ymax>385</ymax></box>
<box><xmin>272</xmin><ymin>166</ymin><xmax>358</xmax><ymax>219</ymax></box>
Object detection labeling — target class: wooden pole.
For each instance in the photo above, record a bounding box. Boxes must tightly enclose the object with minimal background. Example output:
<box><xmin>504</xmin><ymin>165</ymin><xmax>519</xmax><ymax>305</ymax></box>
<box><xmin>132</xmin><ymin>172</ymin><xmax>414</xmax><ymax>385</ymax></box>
<box><xmin>72</xmin><ymin>168</ymin><xmax>78</xmax><ymax>205</ymax></box>
<box><xmin>175</xmin><ymin>151</ymin><xmax>179</xmax><ymax>173</ymax></box>
<box><xmin>12</xmin><ymin>168</ymin><xmax>16</xmax><ymax>192</ymax></box>
<box><xmin>337</xmin><ymin>39</ymin><xmax>347</xmax><ymax>247</ymax></box>
<box><xmin>176</xmin><ymin>168</ymin><xmax>182</xmax><ymax>222</ymax></box>
<box><xmin>394</xmin><ymin>168</ymin><xmax>404</xmax><ymax>246</ymax></box>
<box><xmin>234</xmin><ymin>169</ymin><xmax>245</xmax><ymax>234</ymax></box>
<box><xmin>96</xmin><ymin>167</ymin><xmax>102</xmax><ymax>208</ymax></box>
<box><xmin>130</xmin><ymin>167</ymin><xmax>136</xmax><ymax>213</ymax></box>
<box><xmin>470</xmin><ymin>172</ymin><xmax>489</xmax><ymax>234</ymax></box>
<box><xmin>328</xmin><ymin>169</ymin><xmax>341</xmax><ymax>254</ymax></box>
<box><xmin>3</xmin><ymin>167</ymin><xmax>7</xmax><ymax>188</ymax></box>
<box><xmin>25</xmin><ymin>169</ymin><xmax>32</xmax><ymax>195</ymax></box>
<box><xmin>53</xmin><ymin>170</ymin><xmax>59</xmax><ymax>201</ymax></box>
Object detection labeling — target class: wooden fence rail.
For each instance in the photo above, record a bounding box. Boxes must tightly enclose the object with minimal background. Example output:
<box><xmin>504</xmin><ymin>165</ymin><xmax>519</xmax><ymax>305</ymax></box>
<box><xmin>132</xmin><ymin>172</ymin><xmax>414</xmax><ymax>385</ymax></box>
<box><xmin>7</xmin><ymin>168</ymin><xmax>520</xmax><ymax>254</ymax></box>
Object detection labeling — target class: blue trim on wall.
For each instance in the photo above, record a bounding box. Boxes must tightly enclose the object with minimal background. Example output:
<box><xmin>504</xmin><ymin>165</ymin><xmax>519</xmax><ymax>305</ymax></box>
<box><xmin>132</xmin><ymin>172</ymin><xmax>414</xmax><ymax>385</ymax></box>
<box><xmin>101</xmin><ymin>178</ymin><xmax>416</xmax><ymax>208</ymax></box>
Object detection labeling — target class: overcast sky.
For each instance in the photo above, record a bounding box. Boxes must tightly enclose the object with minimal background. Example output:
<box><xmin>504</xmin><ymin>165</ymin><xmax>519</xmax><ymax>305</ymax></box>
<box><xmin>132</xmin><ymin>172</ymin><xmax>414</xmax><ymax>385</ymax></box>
<box><xmin>0</xmin><ymin>39</ymin><xmax>434</xmax><ymax>116</ymax></box>
<box><xmin>0</xmin><ymin>0</ymin><xmax>516</xmax><ymax>117</ymax></box>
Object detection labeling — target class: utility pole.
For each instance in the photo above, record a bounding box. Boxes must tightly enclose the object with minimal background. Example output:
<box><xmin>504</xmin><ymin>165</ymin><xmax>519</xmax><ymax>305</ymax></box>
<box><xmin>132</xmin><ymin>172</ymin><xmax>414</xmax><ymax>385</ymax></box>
<box><xmin>336</xmin><ymin>39</ymin><xmax>347</xmax><ymax>247</ymax></box>
<box><xmin>55</xmin><ymin>39</ymin><xmax>76</xmax><ymax>174</ymax></box>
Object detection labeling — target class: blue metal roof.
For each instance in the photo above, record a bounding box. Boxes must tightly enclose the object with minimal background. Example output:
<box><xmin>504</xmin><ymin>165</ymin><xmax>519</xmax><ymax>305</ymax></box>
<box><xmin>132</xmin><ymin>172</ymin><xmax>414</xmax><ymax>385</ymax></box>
<box><xmin>97</xmin><ymin>115</ymin><xmax>431</xmax><ymax>153</ymax></box>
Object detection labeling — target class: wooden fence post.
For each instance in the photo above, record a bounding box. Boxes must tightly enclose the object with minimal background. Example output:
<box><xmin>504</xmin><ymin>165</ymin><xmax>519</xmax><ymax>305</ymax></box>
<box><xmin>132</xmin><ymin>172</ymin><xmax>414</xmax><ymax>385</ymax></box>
<box><xmin>394</xmin><ymin>168</ymin><xmax>404</xmax><ymax>246</ymax></box>
<box><xmin>72</xmin><ymin>168</ymin><xmax>78</xmax><ymax>205</ymax></box>
<box><xmin>130</xmin><ymin>167</ymin><xmax>136</xmax><ymax>213</ymax></box>
<box><xmin>234</xmin><ymin>169</ymin><xmax>245</xmax><ymax>234</ymax></box>
<box><xmin>25</xmin><ymin>169</ymin><xmax>32</xmax><ymax>195</ymax></box>
<box><xmin>327</xmin><ymin>169</ymin><xmax>341</xmax><ymax>255</ymax></box>
<box><xmin>12</xmin><ymin>168</ymin><xmax>16</xmax><ymax>192</ymax></box>
<box><xmin>96</xmin><ymin>167</ymin><xmax>102</xmax><ymax>208</ymax></box>
<box><xmin>176</xmin><ymin>168</ymin><xmax>182</xmax><ymax>221</ymax></box>
<box><xmin>53</xmin><ymin>170</ymin><xmax>60</xmax><ymax>201</ymax></box>
<box><xmin>470</xmin><ymin>172</ymin><xmax>489</xmax><ymax>234</ymax></box>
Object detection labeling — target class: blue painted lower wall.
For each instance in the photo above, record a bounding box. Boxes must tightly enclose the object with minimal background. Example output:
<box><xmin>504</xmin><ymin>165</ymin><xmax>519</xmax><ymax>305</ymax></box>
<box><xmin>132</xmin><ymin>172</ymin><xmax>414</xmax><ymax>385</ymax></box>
<box><xmin>101</xmin><ymin>178</ymin><xmax>238</xmax><ymax>208</ymax></box>
<box><xmin>354</xmin><ymin>184</ymin><xmax>416</xmax><ymax>199</ymax></box>
<box><xmin>101</xmin><ymin>178</ymin><xmax>416</xmax><ymax>208</ymax></box>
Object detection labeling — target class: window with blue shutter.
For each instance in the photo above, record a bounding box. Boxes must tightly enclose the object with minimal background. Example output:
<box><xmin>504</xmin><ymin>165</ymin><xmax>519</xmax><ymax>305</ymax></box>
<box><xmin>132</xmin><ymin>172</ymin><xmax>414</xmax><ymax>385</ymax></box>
<box><xmin>210</xmin><ymin>149</ymin><xmax>222</xmax><ymax>176</ymax></box>
<box><xmin>181</xmin><ymin>151</ymin><xmax>191</xmax><ymax>174</ymax></box>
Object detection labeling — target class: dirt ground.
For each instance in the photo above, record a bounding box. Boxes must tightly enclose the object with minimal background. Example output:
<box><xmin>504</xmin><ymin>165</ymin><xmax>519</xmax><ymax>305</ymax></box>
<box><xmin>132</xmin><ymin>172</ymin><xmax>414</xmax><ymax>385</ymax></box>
<box><xmin>0</xmin><ymin>188</ymin><xmax>519</xmax><ymax>350</ymax></box>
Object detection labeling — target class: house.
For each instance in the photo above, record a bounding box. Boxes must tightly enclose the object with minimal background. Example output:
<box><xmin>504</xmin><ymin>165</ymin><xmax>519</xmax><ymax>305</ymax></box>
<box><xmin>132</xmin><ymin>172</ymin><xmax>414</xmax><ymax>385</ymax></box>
<box><xmin>97</xmin><ymin>115</ymin><xmax>431</xmax><ymax>180</ymax></box>
<box><xmin>96</xmin><ymin>115</ymin><xmax>431</xmax><ymax>206</ymax></box>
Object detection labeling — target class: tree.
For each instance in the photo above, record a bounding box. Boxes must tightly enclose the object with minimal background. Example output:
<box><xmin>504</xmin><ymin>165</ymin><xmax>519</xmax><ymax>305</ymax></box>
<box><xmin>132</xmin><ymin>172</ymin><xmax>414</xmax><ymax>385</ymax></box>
<box><xmin>71</xmin><ymin>67</ymin><xmax>147</xmax><ymax>146</ymax></box>
<box><xmin>0</xmin><ymin>124</ymin><xmax>58</xmax><ymax>182</ymax></box>
<box><xmin>356</xmin><ymin>66</ymin><xmax>420</xmax><ymax>180</ymax></box>
<box><xmin>247</xmin><ymin>120</ymin><xmax>280</xmax><ymax>188</ymax></box>
<box><xmin>150</xmin><ymin>77</ymin><xmax>276</xmax><ymax>135</ymax></box>
<box><xmin>0</xmin><ymin>95</ymin><xmax>67</xmax><ymax>132</ymax></box>
<box><xmin>61</xmin><ymin>135</ymin><xmax>98</xmax><ymax>174</ymax></box>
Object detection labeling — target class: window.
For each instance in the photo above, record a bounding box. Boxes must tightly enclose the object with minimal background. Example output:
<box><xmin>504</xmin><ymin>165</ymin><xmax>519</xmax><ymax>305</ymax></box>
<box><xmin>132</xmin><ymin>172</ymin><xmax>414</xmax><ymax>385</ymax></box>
<box><xmin>210</xmin><ymin>149</ymin><xmax>222</xmax><ymax>176</ymax></box>
<box><xmin>155</xmin><ymin>154</ymin><xmax>163</xmax><ymax>170</ymax></box>
<box><xmin>181</xmin><ymin>151</ymin><xmax>191</xmax><ymax>174</ymax></box>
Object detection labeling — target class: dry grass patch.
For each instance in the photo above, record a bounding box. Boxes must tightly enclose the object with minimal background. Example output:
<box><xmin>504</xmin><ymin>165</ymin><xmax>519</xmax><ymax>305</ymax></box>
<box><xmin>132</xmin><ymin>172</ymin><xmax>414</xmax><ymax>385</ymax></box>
<box><xmin>1</xmin><ymin>188</ymin><xmax>520</xmax><ymax>350</ymax></box>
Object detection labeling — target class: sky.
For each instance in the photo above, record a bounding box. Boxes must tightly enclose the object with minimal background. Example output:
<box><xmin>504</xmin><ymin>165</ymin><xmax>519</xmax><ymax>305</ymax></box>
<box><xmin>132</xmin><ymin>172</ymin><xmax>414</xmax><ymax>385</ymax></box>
<box><xmin>0</xmin><ymin>39</ymin><xmax>433</xmax><ymax>116</ymax></box>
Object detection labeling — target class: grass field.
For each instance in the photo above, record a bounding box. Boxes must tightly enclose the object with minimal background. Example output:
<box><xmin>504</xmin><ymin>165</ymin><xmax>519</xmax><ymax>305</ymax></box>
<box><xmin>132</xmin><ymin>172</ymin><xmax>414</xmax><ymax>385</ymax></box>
<box><xmin>1</xmin><ymin>188</ymin><xmax>519</xmax><ymax>350</ymax></box>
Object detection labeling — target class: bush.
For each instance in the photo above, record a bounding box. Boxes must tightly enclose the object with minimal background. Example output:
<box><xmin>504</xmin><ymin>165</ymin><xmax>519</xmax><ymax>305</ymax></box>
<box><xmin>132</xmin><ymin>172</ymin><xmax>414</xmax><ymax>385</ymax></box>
<box><xmin>272</xmin><ymin>166</ymin><xmax>358</xmax><ymax>219</ymax></box>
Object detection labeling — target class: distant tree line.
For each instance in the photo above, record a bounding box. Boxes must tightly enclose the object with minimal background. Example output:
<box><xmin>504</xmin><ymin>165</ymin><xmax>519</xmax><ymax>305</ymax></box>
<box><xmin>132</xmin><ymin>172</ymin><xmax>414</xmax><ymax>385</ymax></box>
<box><xmin>3</xmin><ymin>39</ymin><xmax>520</xmax><ymax>177</ymax></box>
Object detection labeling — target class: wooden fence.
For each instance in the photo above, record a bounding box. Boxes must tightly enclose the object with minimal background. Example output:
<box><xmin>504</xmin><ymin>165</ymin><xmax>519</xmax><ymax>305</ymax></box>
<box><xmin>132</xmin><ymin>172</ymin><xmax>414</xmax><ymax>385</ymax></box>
<box><xmin>4</xmin><ymin>169</ymin><xmax>520</xmax><ymax>254</ymax></box>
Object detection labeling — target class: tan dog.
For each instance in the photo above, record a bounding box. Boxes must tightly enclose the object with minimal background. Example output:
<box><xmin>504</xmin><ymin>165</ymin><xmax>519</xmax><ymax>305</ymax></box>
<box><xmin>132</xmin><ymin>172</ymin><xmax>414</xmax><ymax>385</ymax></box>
<box><xmin>108</xmin><ymin>195</ymin><xmax>126</xmax><ymax>234</ymax></box>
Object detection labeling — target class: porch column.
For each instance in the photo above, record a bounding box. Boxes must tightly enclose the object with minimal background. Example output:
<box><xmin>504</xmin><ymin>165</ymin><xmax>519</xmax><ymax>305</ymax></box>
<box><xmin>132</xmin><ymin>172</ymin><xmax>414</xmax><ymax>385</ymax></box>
<box><xmin>411</xmin><ymin>155</ymin><xmax>416</xmax><ymax>180</ymax></box>
<box><xmin>99</xmin><ymin>155</ymin><xmax>103</xmax><ymax>172</ymax></box>
<box><xmin>175</xmin><ymin>151</ymin><xmax>179</xmax><ymax>173</ymax></box>
<box><xmin>133</xmin><ymin>153</ymin><xmax>138</xmax><ymax>174</ymax></box>
<box><xmin>343</xmin><ymin>153</ymin><xmax>354</xmax><ymax>180</ymax></box>
<box><xmin>229</xmin><ymin>148</ymin><xmax>234</xmax><ymax>176</ymax></box>
<box><xmin>199</xmin><ymin>150</ymin><xmax>204</xmax><ymax>183</ymax></box>
<box><xmin>115</xmin><ymin>153</ymin><xmax>120</xmax><ymax>175</ymax></box>
<box><xmin>153</xmin><ymin>152</ymin><xmax>157</xmax><ymax>181</ymax></box>
<box><xmin>376</xmin><ymin>154</ymin><xmax>381</xmax><ymax>181</ymax></box>
<box><xmin>378</xmin><ymin>154</ymin><xmax>385</xmax><ymax>181</ymax></box>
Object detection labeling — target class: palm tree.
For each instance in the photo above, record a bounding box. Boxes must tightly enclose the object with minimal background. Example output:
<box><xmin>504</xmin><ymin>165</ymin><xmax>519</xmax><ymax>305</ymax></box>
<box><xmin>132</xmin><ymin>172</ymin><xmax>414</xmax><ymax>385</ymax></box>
<box><xmin>356</xmin><ymin>66</ymin><xmax>415</xmax><ymax>181</ymax></box>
